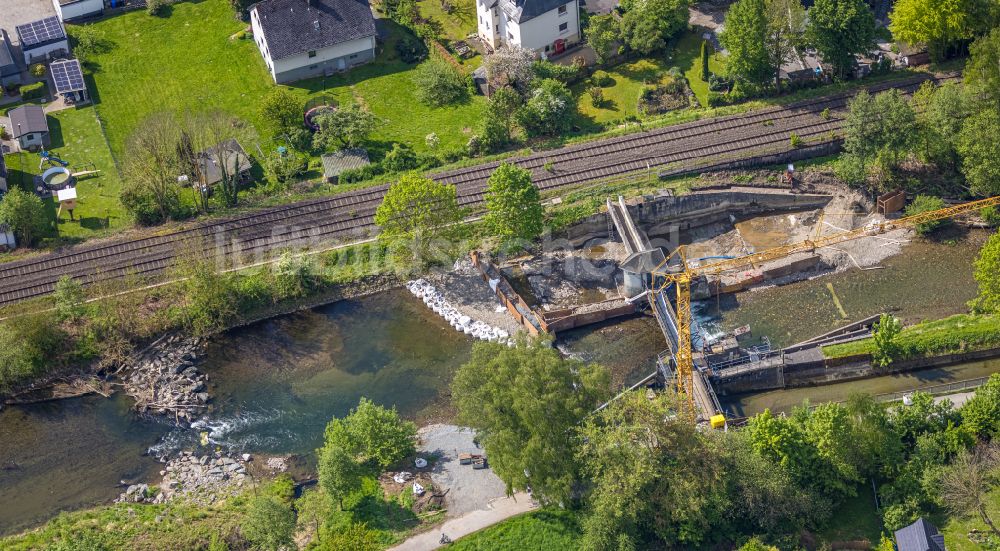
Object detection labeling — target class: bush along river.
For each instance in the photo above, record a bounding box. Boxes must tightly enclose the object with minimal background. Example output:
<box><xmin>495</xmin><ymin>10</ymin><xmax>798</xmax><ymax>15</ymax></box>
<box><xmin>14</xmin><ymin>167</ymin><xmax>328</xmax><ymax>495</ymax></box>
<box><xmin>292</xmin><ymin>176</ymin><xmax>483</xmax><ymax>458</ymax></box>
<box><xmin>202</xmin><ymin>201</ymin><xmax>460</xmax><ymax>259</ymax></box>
<box><xmin>1</xmin><ymin>229</ymin><xmax>997</xmax><ymax>534</ymax></box>
<box><xmin>0</xmin><ymin>290</ymin><xmax>472</xmax><ymax>535</ymax></box>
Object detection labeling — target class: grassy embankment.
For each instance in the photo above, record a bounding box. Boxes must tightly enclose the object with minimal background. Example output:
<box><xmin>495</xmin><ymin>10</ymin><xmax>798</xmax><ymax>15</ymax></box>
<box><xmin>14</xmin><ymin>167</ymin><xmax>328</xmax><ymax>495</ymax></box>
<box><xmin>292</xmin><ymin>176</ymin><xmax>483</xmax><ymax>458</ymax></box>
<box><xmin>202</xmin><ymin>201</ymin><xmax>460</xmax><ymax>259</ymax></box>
<box><xmin>823</xmin><ymin>313</ymin><xmax>1000</xmax><ymax>359</ymax></box>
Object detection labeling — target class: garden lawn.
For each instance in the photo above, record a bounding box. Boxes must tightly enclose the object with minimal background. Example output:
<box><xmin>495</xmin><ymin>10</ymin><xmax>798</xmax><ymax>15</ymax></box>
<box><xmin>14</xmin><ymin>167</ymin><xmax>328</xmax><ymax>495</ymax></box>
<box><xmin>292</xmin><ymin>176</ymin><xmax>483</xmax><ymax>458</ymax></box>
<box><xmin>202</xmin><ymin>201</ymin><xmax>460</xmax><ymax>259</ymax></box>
<box><xmin>450</xmin><ymin>509</ymin><xmax>582</xmax><ymax>550</ymax></box>
<box><xmin>823</xmin><ymin>314</ymin><xmax>1000</xmax><ymax>359</ymax></box>
<box><xmin>2</xmin><ymin>105</ymin><xmax>124</xmax><ymax>241</ymax></box>
<box><xmin>939</xmin><ymin>486</ymin><xmax>1000</xmax><ymax>551</ymax></box>
<box><xmin>574</xmin><ymin>58</ymin><xmax>672</xmax><ymax>124</ymax></box>
<box><xmin>288</xmin><ymin>21</ymin><xmax>486</xmax><ymax>155</ymax></box>
<box><xmin>817</xmin><ymin>490</ymin><xmax>884</xmax><ymax>546</ymax></box>
<box><xmin>417</xmin><ymin>0</ymin><xmax>477</xmax><ymax>44</ymax></box>
<box><xmin>673</xmin><ymin>29</ymin><xmax>726</xmax><ymax>107</ymax></box>
<box><xmin>70</xmin><ymin>0</ymin><xmax>274</xmax><ymax>157</ymax></box>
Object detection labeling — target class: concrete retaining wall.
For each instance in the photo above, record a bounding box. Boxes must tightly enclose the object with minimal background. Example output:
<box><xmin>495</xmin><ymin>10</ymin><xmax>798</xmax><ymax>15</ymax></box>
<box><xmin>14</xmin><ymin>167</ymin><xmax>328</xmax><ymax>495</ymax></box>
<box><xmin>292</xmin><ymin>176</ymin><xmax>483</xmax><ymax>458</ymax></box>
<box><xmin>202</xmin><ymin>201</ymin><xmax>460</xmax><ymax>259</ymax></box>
<box><xmin>560</xmin><ymin>189</ymin><xmax>833</xmax><ymax>246</ymax></box>
<box><xmin>716</xmin><ymin>346</ymin><xmax>1000</xmax><ymax>394</ymax></box>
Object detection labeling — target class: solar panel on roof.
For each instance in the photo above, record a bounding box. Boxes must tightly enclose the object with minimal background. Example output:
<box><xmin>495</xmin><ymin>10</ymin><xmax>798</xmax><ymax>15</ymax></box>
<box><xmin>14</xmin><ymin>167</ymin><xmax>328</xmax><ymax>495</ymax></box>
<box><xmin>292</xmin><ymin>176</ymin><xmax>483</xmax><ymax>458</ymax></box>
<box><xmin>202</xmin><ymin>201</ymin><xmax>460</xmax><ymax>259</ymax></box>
<box><xmin>50</xmin><ymin>59</ymin><xmax>86</xmax><ymax>93</ymax></box>
<box><xmin>16</xmin><ymin>16</ymin><xmax>66</xmax><ymax>48</ymax></box>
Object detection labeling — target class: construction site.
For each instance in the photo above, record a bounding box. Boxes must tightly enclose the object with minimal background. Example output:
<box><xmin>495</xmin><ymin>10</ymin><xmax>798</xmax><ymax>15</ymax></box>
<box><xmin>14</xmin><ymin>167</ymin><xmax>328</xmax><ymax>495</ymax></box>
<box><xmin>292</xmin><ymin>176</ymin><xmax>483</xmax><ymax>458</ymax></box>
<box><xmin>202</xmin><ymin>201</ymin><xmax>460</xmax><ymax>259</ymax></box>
<box><xmin>425</xmin><ymin>170</ymin><xmax>1000</xmax><ymax>427</ymax></box>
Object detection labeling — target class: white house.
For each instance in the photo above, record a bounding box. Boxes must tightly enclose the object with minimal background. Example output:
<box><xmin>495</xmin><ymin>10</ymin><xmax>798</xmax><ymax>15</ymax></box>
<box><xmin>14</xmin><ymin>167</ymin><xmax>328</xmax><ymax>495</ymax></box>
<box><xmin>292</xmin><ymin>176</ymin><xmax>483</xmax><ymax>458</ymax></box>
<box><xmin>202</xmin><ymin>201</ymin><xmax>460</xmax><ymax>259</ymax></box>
<box><xmin>250</xmin><ymin>0</ymin><xmax>377</xmax><ymax>84</ymax></box>
<box><xmin>15</xmin><ymin>16</ymin><xmax>70</xmax><ymax>65</ymax></box>
<box><xmin>477</xmin><ymin>0</ymin><xmax>580</xmax><ymax>57</ymax></box>
<box><xmin>52</xmin><ymin>0</ymin><xmax>105</xmax><ymax>21</ymax></box>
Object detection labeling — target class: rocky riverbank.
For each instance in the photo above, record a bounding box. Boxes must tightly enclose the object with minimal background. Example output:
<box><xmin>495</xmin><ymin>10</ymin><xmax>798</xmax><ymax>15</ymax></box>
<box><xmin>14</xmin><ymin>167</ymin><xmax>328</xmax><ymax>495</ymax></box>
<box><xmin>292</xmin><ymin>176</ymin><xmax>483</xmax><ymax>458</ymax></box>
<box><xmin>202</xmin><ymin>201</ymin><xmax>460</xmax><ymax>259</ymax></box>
<box><xmin>115</xmin><ymin>452</ymin><xmax>290</xmax><ymax>507</ymax></box>
<box><xmin>121</xmin><ymin>336</ymin><xmax>209</xmax><ymax>424</ymax></box>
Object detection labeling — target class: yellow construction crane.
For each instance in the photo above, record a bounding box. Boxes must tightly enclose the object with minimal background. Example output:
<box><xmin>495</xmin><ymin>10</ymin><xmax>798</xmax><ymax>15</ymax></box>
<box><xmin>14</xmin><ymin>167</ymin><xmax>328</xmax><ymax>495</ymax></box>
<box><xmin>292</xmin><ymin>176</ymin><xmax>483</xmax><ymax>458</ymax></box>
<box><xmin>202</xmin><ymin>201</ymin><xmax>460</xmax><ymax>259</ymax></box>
<box><xmin>650</xmin><ymin>195</ymin><xmax>1000</xmax><ymax>415</ymax></box>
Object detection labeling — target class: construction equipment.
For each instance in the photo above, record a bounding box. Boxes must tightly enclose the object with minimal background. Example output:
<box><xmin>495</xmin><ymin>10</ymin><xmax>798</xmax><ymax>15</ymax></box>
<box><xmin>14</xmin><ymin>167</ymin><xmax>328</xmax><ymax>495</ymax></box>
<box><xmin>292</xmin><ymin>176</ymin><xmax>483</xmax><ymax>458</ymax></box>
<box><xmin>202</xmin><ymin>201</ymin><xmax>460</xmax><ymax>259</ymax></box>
<box><xmin>650</xmin><ymin>195</ymin><xmax>1000</xmax><ymax>417</ymax></box>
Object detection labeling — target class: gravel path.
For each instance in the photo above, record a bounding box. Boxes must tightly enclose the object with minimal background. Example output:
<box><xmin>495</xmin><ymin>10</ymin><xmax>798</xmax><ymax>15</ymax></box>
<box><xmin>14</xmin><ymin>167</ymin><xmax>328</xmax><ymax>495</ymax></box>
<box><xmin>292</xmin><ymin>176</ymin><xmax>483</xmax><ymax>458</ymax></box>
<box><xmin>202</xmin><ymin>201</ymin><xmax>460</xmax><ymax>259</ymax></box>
<box><xmin>417</xmin><ymin>424</ymin><xmax>510</xmax><ymax>516</ymax></box>
<box><xmin>425</xmin><ymin>259</ymin><xmax>523</xmax><ymax>337</ymax></box>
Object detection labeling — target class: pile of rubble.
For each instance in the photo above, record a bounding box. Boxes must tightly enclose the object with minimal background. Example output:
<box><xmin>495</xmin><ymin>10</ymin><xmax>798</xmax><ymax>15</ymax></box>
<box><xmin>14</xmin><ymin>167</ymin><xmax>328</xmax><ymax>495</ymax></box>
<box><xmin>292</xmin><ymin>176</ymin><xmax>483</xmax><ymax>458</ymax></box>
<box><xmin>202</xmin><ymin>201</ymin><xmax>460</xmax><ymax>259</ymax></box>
<box><xmin>407</xmin><ymin>279</ymin><xmax>513</xmax><ymax>344</ymax></box>
<box><xmin>121</xmin><ymin>336</ymin><xmax>209</xmax><ymax>424</ymax></box>
<box><xmin>116</xmin><ymin>452</ymin><xmax>253</xmax><ymax>506</ymax></box>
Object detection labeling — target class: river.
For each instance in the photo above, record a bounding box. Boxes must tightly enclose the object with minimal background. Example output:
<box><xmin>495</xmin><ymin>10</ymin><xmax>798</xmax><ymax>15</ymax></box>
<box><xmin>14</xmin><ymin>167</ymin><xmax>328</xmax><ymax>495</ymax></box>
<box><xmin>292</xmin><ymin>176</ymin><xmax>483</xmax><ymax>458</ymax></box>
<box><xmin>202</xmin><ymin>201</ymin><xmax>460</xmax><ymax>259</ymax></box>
<box><xmin>0</xmin><ymin>290</ymin><xmax>471</xmax><ymax>535</ymax></box>
<box><xmin>0</xmin><ymin>229</ymin><xmax>995</xmax><ymax>535</ymax></box>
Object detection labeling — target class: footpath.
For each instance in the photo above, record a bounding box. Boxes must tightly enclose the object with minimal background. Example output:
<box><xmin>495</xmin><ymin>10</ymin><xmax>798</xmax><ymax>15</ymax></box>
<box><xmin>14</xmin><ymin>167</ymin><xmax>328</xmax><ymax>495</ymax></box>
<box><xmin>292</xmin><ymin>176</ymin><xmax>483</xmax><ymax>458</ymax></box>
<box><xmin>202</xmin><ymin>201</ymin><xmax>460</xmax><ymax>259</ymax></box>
<box><xmin>389</xmin><ymin>492</ymin><xmax>537</xmax><ymax>551</ymax></box>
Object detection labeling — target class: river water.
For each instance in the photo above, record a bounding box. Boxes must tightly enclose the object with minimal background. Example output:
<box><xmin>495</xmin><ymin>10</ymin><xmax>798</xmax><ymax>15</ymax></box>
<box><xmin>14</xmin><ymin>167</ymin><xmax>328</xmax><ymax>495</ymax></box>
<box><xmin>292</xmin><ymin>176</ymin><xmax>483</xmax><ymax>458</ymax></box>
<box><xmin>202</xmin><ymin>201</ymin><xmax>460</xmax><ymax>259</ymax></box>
<box><xmin>0</xmin><ymin>290</ymin><xmax>471</xmax><ymax>534</ymax></box>
<box><xmin>0</xmin><ymin>230</ymin><xmax>995</xmax><ymax>534</ymax></box>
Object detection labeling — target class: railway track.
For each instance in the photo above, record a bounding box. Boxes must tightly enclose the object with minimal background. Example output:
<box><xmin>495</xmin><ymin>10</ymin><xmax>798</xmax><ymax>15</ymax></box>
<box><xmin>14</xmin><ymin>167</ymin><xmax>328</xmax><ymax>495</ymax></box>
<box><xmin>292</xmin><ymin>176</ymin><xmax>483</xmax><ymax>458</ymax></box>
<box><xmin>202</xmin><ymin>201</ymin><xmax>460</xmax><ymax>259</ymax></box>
<box><xmin>0</xmin><ymin>73</ymin><xmax>957</xmax><ymax>308</ymax></box>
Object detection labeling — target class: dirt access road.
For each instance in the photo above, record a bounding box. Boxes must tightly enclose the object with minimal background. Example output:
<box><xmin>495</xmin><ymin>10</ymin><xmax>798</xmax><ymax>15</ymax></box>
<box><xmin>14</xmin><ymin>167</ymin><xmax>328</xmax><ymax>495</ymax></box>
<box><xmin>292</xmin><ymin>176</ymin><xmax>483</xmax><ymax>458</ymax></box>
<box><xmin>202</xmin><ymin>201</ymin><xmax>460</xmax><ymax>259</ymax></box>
<box><xmin>0</xmin><ymin>74</ymin><xmax>952</xmax><ymax>308</ymax></box>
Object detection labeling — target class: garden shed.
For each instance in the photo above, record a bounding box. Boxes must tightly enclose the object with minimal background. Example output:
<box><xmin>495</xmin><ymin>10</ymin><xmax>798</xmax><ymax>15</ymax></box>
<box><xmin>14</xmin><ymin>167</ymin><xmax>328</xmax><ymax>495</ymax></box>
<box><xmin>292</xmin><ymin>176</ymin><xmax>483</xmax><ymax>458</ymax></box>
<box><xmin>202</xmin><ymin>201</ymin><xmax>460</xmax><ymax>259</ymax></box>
<box><xmin>52</xmin><ymin>0</ymin><xmax>105</xmax><ymax>22</ymax></box>
<box><xmin>8</xmin><ymin>104</ymin><xmax>50</xmax><ymax>151</ymax></box>
<box><xmin>321</xmin><ymin>148</ymin><xmax>370</xmax><ymax>183</ymax></box>
<box><xmin>196</xmin><ymin>139</ymin><xmax>253</xmax><ymax>187</ymax></box>
<box><xmin>894</xmin><ymin>517</ymin><xmax>945</xmax><ymax>551</ymax></box>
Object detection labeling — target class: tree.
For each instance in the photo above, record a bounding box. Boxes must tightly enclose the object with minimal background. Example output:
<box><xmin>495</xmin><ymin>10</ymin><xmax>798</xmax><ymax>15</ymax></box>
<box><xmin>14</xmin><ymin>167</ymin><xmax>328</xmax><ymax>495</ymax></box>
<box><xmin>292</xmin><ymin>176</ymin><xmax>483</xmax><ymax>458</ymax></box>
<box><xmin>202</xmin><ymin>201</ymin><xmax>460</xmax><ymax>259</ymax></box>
<box><xmin>957</xmin><ymin>107</ymin><xmax>1000</xmax><ymax>197</ymax></box>
<box><xmin>412</xmin><ymin>59</ymin><xmax>468</xmax><ymax>107</ymax></box>
<box><xmin>0</xmin><ymin>187</ymin><xmax>48</xmax><ymax>247</ymax></box>
<box><xmin>715</xmin><ymin>430</ymin><xmax>829</xmax><ymax>536</ymax></box>
<box><xmin>452</xmin><ymin>338</ymin><xmax>609</xmax><ymax>503</ymax></box>
<box><xmin>312</xmin><ymin>103</ymin><xmax>380</xmax><ymax>150</ymax></box>
<box><xmin>586</xmin><ymin>14</ymin><xmax>621</xmax><ymax>63</ymax></box>
<box><xmin>841</xmin><ymin>89</ymin><xmax>918</xmax><ymax>187</ymax></box>
<box><xmin>517</xmin><ymin>79</ymin><xmax>574</xmax><ymax>137</ymax></box>
<box><xmin>971</xmin><ymin>231</ymin><xmax>1000</xmax><ymax>315</ymax></box>
<box><xmin>186</xmin><ymin>111</ymin><xmax>256</xmax><ymax>208</ymax></box>
<box><xmin>482</xmin><ymin>46</ymin><xmax>536</xmax><ymax>95</ymax></box>
<box><xmin>936</xmin><ymin>443</ymin><xmax>1000</xmax><ymax>537</ymax></box>
<box><xmin>242</xmin><ymin>495</ymin><xmax>296</xmax><ymax>550</ymax></box>
<box><xmin>323</xmin><ymin>398</ymin><xmax>417</xmax><ymax>471</ymax></box>
<box><xmin>259</xmin><ymin>88</ymin><xmax>303</xmax><ymax>138</ymax></box>
<box><xmin>382</xmin><ymin>143</ymin><xmax>419</xmax><ymax>173</ymax></box>
<box><xmin>578</xmin><ymin>391</ymin><xmax>725</xmax><ymax>549</ymax></box>
<box><xmin>263</xmin><ymin>149</ymin><xmax>307</xmax><ymax>188</ymax></box>
<box><xmin>721</xmin><ymin>0</ymin><xmax>805</xmax><ymax>90</ymax></box>
<box><xmin>621</xmin><ymin>0</ymin><xmax>689</xmax><ymax>55</ymax></box>
<box><xmin>806</xmin><ymin>0</ymin><xmax>877</xmax><ymax>80</ymax></box>
<box><xmin>121</xmin><ymin>112</ymin><xmax>184</xmax><ymax>225</ymax></box>
<box><xmin>484</xmin><ymin>163</ymin><xmax>543</xmax><ymax>245</ymax></box>
<box><xmin>480</xmin><ymin>86</ymin><xmax>522</xmax><ymax>151</ymax></box>
<box><xmin>720</xmin><ymin>0</ymin><xmax>772</xmax><ymax>87</ymax></box>
<box><xmin>871</xmin><ymin>313</ymin><xmax>902</xmax><ymax>367</ymax></box>
<box><xmin>375</xmin><ymin>174</ymin><xmax>462</xmax><ymax>263</ymax></box>
<box><xmin>317</xmin><ymin>442</ymin><xmax>365</xmax><ymax>509</ymax></box>
<box><xmin>889</xmin><ymin>0</ymin><xmax>997</xmax><ymax>61</ymax></box>
<box><xmin>905</xmin><ymin>195</ymin><xmax>947</xmax><ymax>235</ymax></box>
<box><xmin>700</xmin><ymin>40</ymin><xmax>710</xmax><ymax>81</ymax></box>
<box><xmin>739</xmin><ymin>537</ymin><xmax>780</xmax><ymax>551</ymax></box>
<box><xmin>960</xmin><ymin>374</ymin><xmax>1000</xmax><ymax>438</ymax></box>
<box><xmin>966</xmin><ymin>28</ymin><xmax>1000</xmax><ymax>108</ymax></box>
<box><xmin>53</xmin><ymin>276</ymin><xmax>85</xmax><ymax>322</ymax></box>
<box><xmin>912</xmin><ymin>81</ymin><xmax>967</xmax><ymax>171</ymax></box>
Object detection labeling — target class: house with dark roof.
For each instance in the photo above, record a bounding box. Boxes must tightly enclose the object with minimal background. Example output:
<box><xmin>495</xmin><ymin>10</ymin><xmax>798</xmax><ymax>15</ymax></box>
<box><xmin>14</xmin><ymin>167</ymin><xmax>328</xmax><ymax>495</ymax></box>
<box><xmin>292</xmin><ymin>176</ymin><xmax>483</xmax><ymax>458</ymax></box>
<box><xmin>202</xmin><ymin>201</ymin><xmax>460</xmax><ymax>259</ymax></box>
<box><xmin>8</xmin><ymin>104</ymin><xmax>50</xmax><ymax>151</ymax></box>
<box><xmin>894</xmin><ymin>517</ymin><xmax>946</xmax><ymax>551</ymax></box>
<box><xmin>250</xmin><ymin>0</ymin><xmax>377</xmax><ymax>84</ymax></box>
<box><xmin>477</xmin><ymin>0</ymin><xmax>580</xmax><ymax>56</ymax></box>
<box><xmin>0</xmin><ymin>31</ymin><xmax>20</xmax><ymax>87</ymax></box>
<box><xmin>52</xmin><ymin>0</ymin><xmax>105</xmax><ymax>21</ymax></box>
<box><xmin>0</xmin><ymin>152</ymin><xmax>8</xmax><ymax>193</ymax></box>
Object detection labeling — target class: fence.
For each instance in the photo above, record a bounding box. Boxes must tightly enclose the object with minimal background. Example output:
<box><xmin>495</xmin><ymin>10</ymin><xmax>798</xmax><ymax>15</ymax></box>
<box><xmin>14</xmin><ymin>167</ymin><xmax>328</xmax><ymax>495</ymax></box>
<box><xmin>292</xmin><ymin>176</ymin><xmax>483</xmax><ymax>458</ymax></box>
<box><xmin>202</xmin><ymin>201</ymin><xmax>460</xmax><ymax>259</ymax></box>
<box><xmin>875</xmin><ymin>376</ymin><xmax>990</xmax><ymax>403</ymax></box>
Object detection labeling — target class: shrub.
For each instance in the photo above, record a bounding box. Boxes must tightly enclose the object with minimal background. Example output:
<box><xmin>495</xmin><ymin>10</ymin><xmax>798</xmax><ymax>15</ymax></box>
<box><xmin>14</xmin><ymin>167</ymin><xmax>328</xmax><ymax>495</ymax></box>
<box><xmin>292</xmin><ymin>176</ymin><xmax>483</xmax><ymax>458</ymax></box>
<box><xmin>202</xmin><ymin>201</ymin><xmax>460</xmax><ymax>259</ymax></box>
<box><xmin>273</xmin><ymin>252</ymin><xmax>314</xmax><ymax>300</ymax></box>
<box><xmin>395</xmin><ymin>32</ymin><xmax>428</xmax><ymax>64</ymax></box>
<box><xmin>146</xmin><ymin>0</ymin><xmax>169</xmax><ymax>16</ymax></box>
<box><xmin>700</xmin><ymin>40</ymin><xmax>710</xmax><ymax>81</ymax></box>
<box><xmin>0</xmin><ymin>187</ymin><xmax>49</xmax><ymax>246</ymax></box>
<box><xmin>871</xmin><ymin>313</ymin><xmax>902</xmax><ymax>367</ymax></box>
<box><xmin>242</xmin><ymin>496</ymin><xmax>296</xmax><ymax>550</ymax></box>
<box><xmin>263</xmin><ymin>149</ymin><xmax>307</xmax><ymax>187</ymax></box>
<box><xmin>587</xmin><ymin>86</ymin><xmax>604</xmax><ymax>107</ymax></box>
<box><xmin>590</xmin><ymin>70</ymin><xmax>613</xmax><ymax>87</ymax></box>
<box><xmin>54</xmin><ymin>276</ymin><xmax>86</xmax><ymax>322</ymax></box>
<box><xmin>905</xmin><ymin>195</ymin><xmax>948</xmax><ymax>235</ymax></box>
<box><xmin>70</xmin><ymin>27</ymin><xmax>114</xmax><ymax>61</ymax></box>
<box><xmin>30</xmin><ymin>64</ymin><xmax>46</xmax><ymax>78</ymax></box>
<box><xmin>0</xmin><ymin>312</ymin><xmax>67</xmax><ymax>392</ymax></box>
<box><xmin>382</xmin><ymin>143</ymin><xmax>419</xmax><ymax>172</ymax></box>
<box><xmin>19</xmin><ymin>80</ymin><xmax>47</xmax><ymax>101</ymax></box>
<box><xmin>412</xmin><ymin>59</ymin><xmax>468</xmax><ymax>107</ymax></box>
<box><xmin>517</xmin><ymin>78</ymin><xmax>574</xmax><ymax>137</ymax></box>
<box><xmin>532</xmin><ymin>60</ymin><xmax>580</xmax><ymax>83</ymax></box>
<box><xmin>339</xmin><ymin>162</ymin><xmax>385</xmax><ymax>184</ymax></box>
<box><xmin>259</xmin><ymin>88</ymin><xmax>303</xmax><ymax>137</ymax></box>
<box><xmin>981</xmin><ymin>206</ymin><xmax>1000</xmax><ymax>227</ymax></box>
<box><xmin>789</xmin><ymin>133</ymin><xmax>803</xmax><ymax>148</ymax></box>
